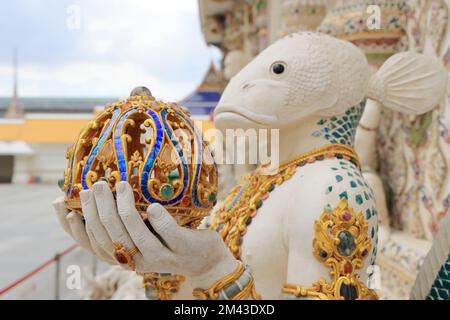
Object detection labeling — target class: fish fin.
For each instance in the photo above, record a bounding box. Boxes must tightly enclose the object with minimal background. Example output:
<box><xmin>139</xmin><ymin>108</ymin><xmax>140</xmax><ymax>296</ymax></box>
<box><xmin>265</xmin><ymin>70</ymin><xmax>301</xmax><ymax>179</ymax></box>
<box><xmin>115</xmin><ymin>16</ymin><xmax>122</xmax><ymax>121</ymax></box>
<box><xmin>366</xmin><ymin>52</ymin><xmax>447</xmax><ymax>115</ymax></box>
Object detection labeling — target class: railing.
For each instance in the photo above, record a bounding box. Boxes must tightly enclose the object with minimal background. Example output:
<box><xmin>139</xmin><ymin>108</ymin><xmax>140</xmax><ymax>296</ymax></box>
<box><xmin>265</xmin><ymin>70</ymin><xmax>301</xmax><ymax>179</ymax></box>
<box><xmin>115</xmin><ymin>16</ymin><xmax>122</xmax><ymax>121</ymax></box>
<box><xmin>0</xmin><ymin>244</ymin><xmax>99</xmax><ymax>300</ymax></box>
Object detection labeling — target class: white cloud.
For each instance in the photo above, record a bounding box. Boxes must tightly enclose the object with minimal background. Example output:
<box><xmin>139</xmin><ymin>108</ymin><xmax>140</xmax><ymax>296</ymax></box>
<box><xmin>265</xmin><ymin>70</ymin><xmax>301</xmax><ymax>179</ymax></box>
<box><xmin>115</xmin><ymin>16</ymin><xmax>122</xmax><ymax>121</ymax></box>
<box><xmin>0</xmin><ymin>62</ymin><xmax>195</xmax><ymax>101</ymax></box>
<box><xmin>0</xmin><ymin>0</ymin><xmax>216</xmax><ymax>100</ymax></box>
<box><xmin>77</xmin><ymin>0</ymin><xmax>203</xmax><ymax>57</ymax></box>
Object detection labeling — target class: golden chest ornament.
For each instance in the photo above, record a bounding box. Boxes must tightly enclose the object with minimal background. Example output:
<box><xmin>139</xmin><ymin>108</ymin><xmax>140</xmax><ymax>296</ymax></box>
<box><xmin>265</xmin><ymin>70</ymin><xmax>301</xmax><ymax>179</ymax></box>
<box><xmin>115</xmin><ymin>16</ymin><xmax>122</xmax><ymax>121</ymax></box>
<box><xmin>283</xmin><ymin>197</ymin><xmax>378</xmax><ymax>300</ymax></box>
<box><xmin>210</xmin><ymin>143</ymin><xmax>378</xmax><ymax>300</ymax></box>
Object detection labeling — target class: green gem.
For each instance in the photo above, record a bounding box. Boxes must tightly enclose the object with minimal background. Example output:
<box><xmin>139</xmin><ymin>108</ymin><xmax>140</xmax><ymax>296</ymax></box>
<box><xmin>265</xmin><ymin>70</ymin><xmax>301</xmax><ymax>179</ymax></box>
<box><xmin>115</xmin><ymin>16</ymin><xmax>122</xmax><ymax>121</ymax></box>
<box><xmin>161</xmin><ymin>184</ymin><xmax>174</xmax><ymax>199</ymax></box>
<box><xmin>58</xmin><ymin>178</ymin><xmax>65</xmax><ymax>190</ymax></box>
<box><xmin>337</xmin><ymin>231</ymin><xmax>355</xmax><ymax>256</ymax></box>
<box><xmin>208</xmin><ymin>192</ymin><xmax>217</xmax><ymax>203</ymax></box>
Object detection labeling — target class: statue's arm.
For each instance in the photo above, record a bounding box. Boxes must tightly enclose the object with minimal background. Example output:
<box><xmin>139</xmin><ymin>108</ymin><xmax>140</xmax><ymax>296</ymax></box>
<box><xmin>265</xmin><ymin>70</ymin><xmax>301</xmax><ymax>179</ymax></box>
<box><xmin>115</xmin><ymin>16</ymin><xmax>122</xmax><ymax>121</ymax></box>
<box><xmin>281</xmin><ymin>187</ymin><xmax>335</xmax><ymax>300</ymax></box>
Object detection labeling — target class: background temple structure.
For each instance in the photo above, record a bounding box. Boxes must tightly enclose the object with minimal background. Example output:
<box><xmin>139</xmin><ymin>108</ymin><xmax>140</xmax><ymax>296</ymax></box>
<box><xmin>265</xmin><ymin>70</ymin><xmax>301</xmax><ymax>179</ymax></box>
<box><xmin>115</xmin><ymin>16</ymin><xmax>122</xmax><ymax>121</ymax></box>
<box><xmin>198</xmin><ymin>0</ymin><xmax>450</xmax><ymax>300</ymax></box>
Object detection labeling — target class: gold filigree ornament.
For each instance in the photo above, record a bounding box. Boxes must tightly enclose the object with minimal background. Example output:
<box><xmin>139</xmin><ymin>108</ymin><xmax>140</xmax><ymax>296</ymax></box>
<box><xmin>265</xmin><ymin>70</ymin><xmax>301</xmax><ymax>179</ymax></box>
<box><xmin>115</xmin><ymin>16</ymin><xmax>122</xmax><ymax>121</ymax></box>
<box><xmin>211</xmin><ymin>144</ymin><xmax>360</xmax><ymax>259</ymax></box>
<box><xmin>140</xmin><ymin>273</ymin><xmax>186</xmax><ymax>300</ymax></box>
<box><xmin>60</xmin><ymin>87</ymin><xmax>218</xmax><ymax>229</ymax></box>
<box><xmin>283</xmin><ymin>198</ymin><xmax>378</xmax><ymax>300</ymax></box>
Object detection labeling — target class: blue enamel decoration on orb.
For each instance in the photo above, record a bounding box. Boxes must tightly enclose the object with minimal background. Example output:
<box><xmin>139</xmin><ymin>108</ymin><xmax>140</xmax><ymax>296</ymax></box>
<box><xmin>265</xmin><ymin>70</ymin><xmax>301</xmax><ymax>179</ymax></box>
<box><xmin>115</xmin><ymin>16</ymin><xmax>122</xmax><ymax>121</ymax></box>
<box><xmin>62</xmin><ymin>89</ymin><xmax>218</xmax><ymax>229</ymax></box>
<box><xmin>81</xmin><ymin>108</ymin><xmax>121</xmax><ymax>190</ymax></box>
<box><xmin>140</xmin><ymin>108</ymin><xmax>164</xmax><ymax>203</ymax></box>
<box><xmin>114</xmin><ymin>108</ymin><xmax>138</xmax><ymax>181</ymax></box>
<box><xmin>175</xmin><ymin>110</ymin><xmax>216</xmax><ymax>209</ymax></box>
<box><xmin>140</xmin><ymin>108</ymin><xmax>190</xmax><ymax>206</ymax></box>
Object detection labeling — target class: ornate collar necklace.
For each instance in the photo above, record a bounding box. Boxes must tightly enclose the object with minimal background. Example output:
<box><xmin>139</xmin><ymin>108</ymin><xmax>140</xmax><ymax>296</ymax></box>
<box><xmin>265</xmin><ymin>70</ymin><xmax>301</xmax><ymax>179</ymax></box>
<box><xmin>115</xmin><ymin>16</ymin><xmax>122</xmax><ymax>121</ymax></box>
<box><xmin>210</xmin><ymin>143</ymin><xmax>360</xmax><ymax>259</ymax></box>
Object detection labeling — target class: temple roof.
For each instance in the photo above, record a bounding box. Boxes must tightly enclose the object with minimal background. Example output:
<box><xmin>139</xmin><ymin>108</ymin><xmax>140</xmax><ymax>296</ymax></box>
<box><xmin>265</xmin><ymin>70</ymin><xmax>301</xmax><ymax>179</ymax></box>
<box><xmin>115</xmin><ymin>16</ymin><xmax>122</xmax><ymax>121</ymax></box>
<box><xmin>180</xmin><ymin>62</ymin><xmax>225</xmax><ymax>118</ymax></box>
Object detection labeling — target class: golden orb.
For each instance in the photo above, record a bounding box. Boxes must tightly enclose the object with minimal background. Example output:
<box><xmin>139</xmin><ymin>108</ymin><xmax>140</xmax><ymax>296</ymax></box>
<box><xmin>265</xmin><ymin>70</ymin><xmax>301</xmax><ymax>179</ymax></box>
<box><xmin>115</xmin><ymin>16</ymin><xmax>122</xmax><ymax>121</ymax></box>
<box><xmin>61</xmin><ymin>88</ymin><xmax>218</xmax><ymax>228</ymax></box>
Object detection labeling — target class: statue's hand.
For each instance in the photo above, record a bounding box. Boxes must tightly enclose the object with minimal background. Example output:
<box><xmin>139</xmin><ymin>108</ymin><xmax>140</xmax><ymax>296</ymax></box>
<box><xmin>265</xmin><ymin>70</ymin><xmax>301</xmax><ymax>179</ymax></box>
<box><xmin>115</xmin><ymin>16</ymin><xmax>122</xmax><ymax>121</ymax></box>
<box><xmin>53</xmin><ymin>181</ymin><xmax>237</xmax><ymax>289</ymax></box>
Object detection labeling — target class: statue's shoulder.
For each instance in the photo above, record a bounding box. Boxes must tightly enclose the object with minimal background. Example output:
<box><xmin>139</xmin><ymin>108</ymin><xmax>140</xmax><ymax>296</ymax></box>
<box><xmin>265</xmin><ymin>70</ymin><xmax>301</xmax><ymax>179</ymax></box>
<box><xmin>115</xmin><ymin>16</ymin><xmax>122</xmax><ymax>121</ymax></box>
<box><xmin>285</xmin><ymin>158</ymin><xmax>376</xmax><ymax>218</ymax></box>
<box><xmin>283</xmin><ymin>158</ymin><xmax>378</xmax><ymax>266</ymax></box>
<box><xmin>288</xmin><ymin>158</ymin><xmax>367</xmax><ymax>194</ymax></box>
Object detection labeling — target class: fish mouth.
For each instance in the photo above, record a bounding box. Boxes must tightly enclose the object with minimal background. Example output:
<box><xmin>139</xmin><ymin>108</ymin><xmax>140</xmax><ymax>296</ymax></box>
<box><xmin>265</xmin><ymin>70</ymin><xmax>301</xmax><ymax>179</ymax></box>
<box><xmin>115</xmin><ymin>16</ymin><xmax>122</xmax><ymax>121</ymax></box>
<box><xmin>214</xmin><ymin>105</ymin><xmax>276</xmax><ymax>126</ymax></box>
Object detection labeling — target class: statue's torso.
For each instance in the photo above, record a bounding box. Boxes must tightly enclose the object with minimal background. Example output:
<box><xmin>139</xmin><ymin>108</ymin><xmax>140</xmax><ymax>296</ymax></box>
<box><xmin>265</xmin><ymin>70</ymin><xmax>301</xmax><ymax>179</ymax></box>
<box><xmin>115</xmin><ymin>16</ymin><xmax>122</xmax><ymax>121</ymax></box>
<box><xmin>208</xmin><ymin>157</ymin><xmax>379</xmax><ymax>299</ymax></box>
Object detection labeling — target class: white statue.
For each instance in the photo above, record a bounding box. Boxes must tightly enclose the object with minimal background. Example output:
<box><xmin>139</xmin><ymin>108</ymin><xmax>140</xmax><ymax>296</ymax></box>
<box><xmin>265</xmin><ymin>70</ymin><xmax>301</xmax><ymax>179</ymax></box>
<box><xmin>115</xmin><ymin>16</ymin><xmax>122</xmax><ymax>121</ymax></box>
<box><xmin>221</xmin><ymin>49</ymin><xmax>256</xmax><ymax>196</ymax></box>
<box><xmin>53</xmin><ymin>32</ymin><xmax>446</xmax><ymax>300</ymax></box>
<box><xmin>224</xmin><ymin>50</ymin><xmax>253</xmax><ymax>81</ymax></box>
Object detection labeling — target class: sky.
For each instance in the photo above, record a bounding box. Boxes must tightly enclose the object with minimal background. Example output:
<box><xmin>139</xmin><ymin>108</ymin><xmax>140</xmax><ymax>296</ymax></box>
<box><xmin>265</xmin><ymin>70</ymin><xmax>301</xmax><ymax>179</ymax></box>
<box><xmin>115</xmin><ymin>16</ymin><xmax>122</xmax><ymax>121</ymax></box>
<box><xmin>0</xmin><ymin>0</ymin><xmax>221</xmax><ymax>101</ymax></box>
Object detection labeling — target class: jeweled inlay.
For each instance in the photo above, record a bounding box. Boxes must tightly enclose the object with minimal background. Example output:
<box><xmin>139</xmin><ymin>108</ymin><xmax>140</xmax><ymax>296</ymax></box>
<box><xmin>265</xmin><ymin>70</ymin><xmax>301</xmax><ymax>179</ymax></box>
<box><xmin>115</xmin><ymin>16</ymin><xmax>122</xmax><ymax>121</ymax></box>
<box><xmin>337</xmin><ymin>231</ymin><xmax>355</xmax><ymax>256</ymax></box>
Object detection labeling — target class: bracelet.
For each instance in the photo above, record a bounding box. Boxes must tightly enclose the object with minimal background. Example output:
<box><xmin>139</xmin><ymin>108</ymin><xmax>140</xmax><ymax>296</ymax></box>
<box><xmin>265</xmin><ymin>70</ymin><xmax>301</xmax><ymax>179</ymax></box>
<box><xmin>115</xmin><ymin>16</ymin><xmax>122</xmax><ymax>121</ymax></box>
<box><xmin>193</xmin><ymin>262</ymin><xmax>261</xmax><ymax>300</ymax></box>
<box><xmin>140</xmin><ymin>272</ymin><xmax>186</xmax><ymax>300</ymax></box>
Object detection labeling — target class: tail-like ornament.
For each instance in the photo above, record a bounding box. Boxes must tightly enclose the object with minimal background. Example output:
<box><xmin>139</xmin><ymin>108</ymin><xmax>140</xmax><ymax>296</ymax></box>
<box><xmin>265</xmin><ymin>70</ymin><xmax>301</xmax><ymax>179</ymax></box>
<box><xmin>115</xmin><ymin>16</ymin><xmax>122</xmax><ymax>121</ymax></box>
<box><xmin>366</xmin><ymin>51</ymin><xmax>448</xmax><ymax>115</ymax></box>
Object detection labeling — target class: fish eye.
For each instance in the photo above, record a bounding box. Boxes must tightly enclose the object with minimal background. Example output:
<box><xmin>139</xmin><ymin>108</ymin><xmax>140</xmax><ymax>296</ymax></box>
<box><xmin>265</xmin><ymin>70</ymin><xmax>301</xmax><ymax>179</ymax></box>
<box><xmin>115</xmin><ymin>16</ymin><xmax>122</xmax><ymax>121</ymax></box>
<box><xmin>270</xmin><ymin>62</ymin><xmax>287</xmax><ymax>76</ymax></box>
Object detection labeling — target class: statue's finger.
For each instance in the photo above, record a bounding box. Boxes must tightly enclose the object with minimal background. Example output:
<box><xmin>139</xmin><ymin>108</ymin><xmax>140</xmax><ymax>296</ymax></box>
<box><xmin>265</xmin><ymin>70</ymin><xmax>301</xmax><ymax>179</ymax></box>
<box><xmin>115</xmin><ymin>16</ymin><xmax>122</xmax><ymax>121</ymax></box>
<box><xmin>66</xmin><ymin>211</ymin><xmax>94</xmax><ymax>254</ymax></box>
<box><xmin>52</xmin><ymin>197</ymin><xmax>72</xmax><ymax>235</ymax></box>
<box><xmin>80</xmin><ymin>189</ymin><xmax>115</xmax><ymax>257</ymax></box>
<box><xmin>115</xmin><ymin>181</ymin><xmax>166</xmax><ymax>254</ymax></box>
<box><xmin>147</xmin><ymin>203</ymin><xmax>185</xmax><ymax>253</ymax></box>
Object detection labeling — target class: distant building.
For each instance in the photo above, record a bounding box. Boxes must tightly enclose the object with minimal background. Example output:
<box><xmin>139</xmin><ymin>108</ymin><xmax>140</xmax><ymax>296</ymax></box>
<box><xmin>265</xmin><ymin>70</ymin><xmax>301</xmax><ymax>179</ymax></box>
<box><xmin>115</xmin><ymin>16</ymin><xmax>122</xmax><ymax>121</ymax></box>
<box><xmin>0</xmin><ymin>97</ymin><xmax>116</xmax><ymax>183</ymax></box>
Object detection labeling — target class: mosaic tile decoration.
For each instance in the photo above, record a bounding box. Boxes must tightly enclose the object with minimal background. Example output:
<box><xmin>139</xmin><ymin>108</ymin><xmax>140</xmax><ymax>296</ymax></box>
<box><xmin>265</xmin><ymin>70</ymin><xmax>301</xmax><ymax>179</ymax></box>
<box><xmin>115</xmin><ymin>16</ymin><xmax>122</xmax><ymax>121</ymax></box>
<box><xmin>313</xmin><ymin>100</ymin><xmax>365</xmax><ymax>147</ymax></box>
<box><xmin>427</xmin><ymin>254</ymin><xmax>450</xmax><ymax>300</ymax></box>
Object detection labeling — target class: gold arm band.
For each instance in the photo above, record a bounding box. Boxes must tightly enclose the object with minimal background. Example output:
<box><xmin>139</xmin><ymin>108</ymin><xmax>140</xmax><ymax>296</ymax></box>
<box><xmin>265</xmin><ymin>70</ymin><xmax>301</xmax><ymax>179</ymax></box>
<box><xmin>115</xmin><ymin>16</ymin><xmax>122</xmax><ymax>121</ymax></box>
<box><xmin>193</xmin><ymin>262</ymin><xmax>261</xmax><ymax>300</ymax></box>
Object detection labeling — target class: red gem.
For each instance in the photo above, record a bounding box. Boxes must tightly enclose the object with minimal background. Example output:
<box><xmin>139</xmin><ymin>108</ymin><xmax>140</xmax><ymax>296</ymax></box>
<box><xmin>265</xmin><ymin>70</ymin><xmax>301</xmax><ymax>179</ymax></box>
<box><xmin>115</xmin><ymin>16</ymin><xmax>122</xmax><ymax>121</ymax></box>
<box><xmin>344</xmin><ymin>261</ymin><xmax>353</xmax><ymax>274</ymax></box>
<box><xmin>115</xmin><ymin>252</ymin><xmax>128</xmax><ymax>264</ymax></box>
<box><xmin>72</xmin><ymin>187</ymin><xmax>80</xmax><ymax>197</ymax></box>
<box><xmin>181</xmin><ymin>196</ymin><xmax>191</xmax><ymax>206</ymax></box>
